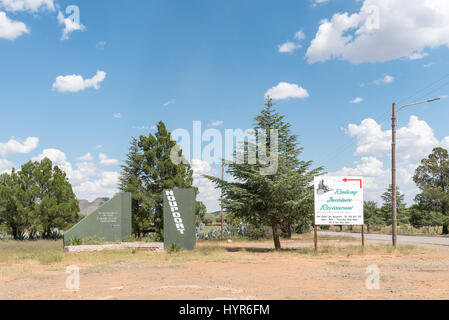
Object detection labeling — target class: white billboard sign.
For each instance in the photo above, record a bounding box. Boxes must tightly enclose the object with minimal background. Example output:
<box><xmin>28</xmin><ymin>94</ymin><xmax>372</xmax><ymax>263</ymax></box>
<box><xmin>314</xmin><ymin>176</ymin><xmax>364</xmax><ymax>225</ymax></box>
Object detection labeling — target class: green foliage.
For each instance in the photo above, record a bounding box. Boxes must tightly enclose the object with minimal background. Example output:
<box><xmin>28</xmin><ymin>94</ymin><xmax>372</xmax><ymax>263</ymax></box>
<box><xmin>381</xmin><ymin>184</ymin><xmax>406</xmax><ymax>210</ymax></box>
<box><xmin>295</xmin><ymin>220</ymin><xmax>311</xmax><ymax>234</ymax></box>
<box><xmin>119</xmin><ymin>121</ymin><xmax>205</xmax><ymax>236</ymax></box>
<box><xmin>205</xmin><ymin>98</ymin><xmax>323</xmax><ymax>250</ymax></box>
<box><xmin>413</xmin><ymin>147</ymin><xmax>449</xmax><ymax>234</ymax></box>
<box><xmin>81</xmin><ymin>236</ymin><xmax>106</xmax><ymax>245</ymax></box>
<box><xmin>0</xmin><ymin>158</ymin><xmax>79</xmax><ymax>240</ymax></box>
<box><xmin>409</xmin><ymin>204</ymin><xmax>448</xmax><ymax>232</ymax></box>
<box><xmin>215</xmin><ymin>213</ymin><xmax>224</xmax><ymax>224</ymax></box>
<box><xmin>196</xmin><ymin>202</ymin><xmax>207</xmax><ymax>219</ymax></box>
<box><xmin>202</xmin><ymin>213</ymin><xmax>216</xmax><ymax>226</ymax></box>
<box><xmin>69</xmin><ymin>237</ymin><xmax>82</xmax><ymax>246</ymax></box>
<box><xmin>167</xmin><ymin>242</ymin><xmax>181</xmax><ymax>254</ymax></box>
<box><xmin>364</xmin><ymin>201</ymin><xmax>384</xmax><ymax>232</ymax></box>
<box><xmin>378</xmin><ymin>185</ymin><xmax>409</xmax><ymax>226</ymax></box>
<box><xmin>196</xmin><ymin>222</ymin><xmax>248</xmax><ymax>240</ymax></box>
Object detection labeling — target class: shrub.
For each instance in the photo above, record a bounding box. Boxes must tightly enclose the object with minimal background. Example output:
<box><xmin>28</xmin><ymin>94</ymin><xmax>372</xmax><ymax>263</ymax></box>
<box><xmin>167</xmin><ymin>242</ymin><xmax>181</xmax><ymax>254</ymax></box>
<box><xmin>202</xmin><ymin>213</ymin><xmax>216</xmax><ymax>226</ymax></box>
<box><xmin>82</xmin><ymin>236</ymin><xmax>105</xmax><ymax>245</ymax></box>
<box><xmin>69</xmin><ymin>237</ymin><xmax>82</xmax><ymax>246</ymax></box>
<box><xmin>295</xmin><ymin>221</ymin><xmax>312</xmax><ymax>234</ymax></box>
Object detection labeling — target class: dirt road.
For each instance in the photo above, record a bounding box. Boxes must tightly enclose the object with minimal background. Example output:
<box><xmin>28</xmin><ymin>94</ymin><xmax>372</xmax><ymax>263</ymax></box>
<box><xmin>1</xmin><ymin>239</ymin><xmax>449</xmax><ymax>300</ymax></box>
<box><xmin>319</xmin><ymin>231</ymin><xmax>449</xmax><ymax>246</ymax></box>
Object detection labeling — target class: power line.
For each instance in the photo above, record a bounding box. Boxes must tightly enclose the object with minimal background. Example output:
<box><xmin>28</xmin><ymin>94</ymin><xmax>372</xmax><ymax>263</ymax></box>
<box><xmin>314</xmin><ymin>71</ymin><xmax>449</xmax><ymax>169</ymax></box>
<box><xmin>396</xmin><ymin>72</ymin><xmax>449</xmax><ymax>105</ymax></box>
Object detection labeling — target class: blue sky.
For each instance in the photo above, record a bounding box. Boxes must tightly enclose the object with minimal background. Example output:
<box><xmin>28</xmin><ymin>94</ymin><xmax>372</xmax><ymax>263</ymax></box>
<box><xmin>1</xmin><ymin>0</ymin><xmax>449</xmax><ymax>211</ymax></box>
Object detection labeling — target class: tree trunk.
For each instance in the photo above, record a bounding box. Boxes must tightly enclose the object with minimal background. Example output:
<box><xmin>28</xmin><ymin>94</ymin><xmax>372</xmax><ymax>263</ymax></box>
<box><xmin>271</xmin><ymin>219</ymin><xmax>281</xmax><ymax>250</ymax></box>
<box><xmin>367</xmin><ymin>224</ymin><xmax>370</xmax><ymax>234</ymax></box>
<box><xmin>339</xmin><ymin>225</ymin><xmax>342</xmax><ymax>232</ymax></box>
<box><xmin>443</xmin><ymin>224</ymin><xmax>448</xmax><ymax>235</ymax></box>
<box><xmin>286</xmin><ymin>222</ymin><xmax>292</xmax><ymax>239</ymax></box>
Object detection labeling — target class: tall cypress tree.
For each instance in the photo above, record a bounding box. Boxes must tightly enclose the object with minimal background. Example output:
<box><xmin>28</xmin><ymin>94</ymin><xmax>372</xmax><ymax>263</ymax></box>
<box><xmin>206</xmin><ymin>98</ymin><xmax>322</xmax><ymax>249</ymax></box>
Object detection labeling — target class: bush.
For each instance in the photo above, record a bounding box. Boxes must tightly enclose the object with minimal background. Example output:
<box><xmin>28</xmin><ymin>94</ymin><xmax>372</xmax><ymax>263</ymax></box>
<box><xmin>202</xmin><ymin>213</ymin><xmax>216</xmax><ymax>226</ymax></box>
<box><xmin>81</xmin><ymin>236</ymin><xmax>105</xmax><ymax>245</ymax></box>
<box><xmin>69</xmin><ymin>237</ymin><xmax>82</xmax><ymax>246</ymax></box>
<box><xmin>215</xmin><ymin>214</ymin><xmax>224</xmax><ymax>224</ymax></box>
<box><xmin>296</xmin><ymin>221</ymin><xmax>312</xmax><ymax>234</ymax></box>
<box><xmin>247</xmin><ymin>225</ymin><xmax>270</xmax><ymax>240</ymax></box>
<box><xmin>167</xmin><ymin>242</ymin><xmax>181</xmax><ymax>254</ymax></box>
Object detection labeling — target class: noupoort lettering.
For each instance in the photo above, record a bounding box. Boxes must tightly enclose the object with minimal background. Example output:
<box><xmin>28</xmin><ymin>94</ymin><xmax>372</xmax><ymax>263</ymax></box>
<box><xmin>166</xmin><ymin>190</ymin><xmax>185</xmax><ymax>234</ymax></box>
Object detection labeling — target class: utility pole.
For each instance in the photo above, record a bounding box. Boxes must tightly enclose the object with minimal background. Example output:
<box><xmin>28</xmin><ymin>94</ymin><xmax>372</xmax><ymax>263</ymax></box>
<box><xmin>221</xmin><ymin>159</ymin><xmax>224</xmax><ymax>240</ymax></box>
<box><xmin>391</xmin><ymin>98</ymin><xmax>440</xmax><ymax>248</ymax></box>
<box><xmin>391</xmin><ymin>103</ymin><xmax>398</xmax><ymax>248</ymax></box>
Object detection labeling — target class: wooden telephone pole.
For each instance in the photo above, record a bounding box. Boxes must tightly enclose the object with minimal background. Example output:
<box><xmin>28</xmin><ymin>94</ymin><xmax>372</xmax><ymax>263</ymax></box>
<box><xmin>221</xmin><ymin>159</ymin><xmax>224</xmax><ymax>240</ymax></box>
<box><xmin>391</xmin><ymin>103</ymin><xmax>398</xmax><ymax>248</ymax></box>
<box><xmin>391</xmin><ymin>98</ymin><xmax>440</xmax><ymax>248</ymax></box>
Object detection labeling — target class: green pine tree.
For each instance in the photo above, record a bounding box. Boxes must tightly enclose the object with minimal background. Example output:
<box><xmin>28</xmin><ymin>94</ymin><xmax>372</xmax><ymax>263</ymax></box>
<box><xmin>206</xmin><ymin>98</ymin><xmax>323</xmax><ymax>250</ymax></box>
<box><xmin>119</xmin><ymin>121</ymin><xmax>204</xmax><ymax>237</ymax></box>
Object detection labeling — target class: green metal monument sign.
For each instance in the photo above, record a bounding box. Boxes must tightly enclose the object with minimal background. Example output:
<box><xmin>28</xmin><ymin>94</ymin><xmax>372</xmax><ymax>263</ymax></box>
<box><xmin>163</xmin><ymin>188</ymin><xmax>196</xmax><ymax>250</ymax></box>
<box><xmin>63</xmin><ymin>192</ymin><xmax>132</xmax><ymax>246</ymax></box>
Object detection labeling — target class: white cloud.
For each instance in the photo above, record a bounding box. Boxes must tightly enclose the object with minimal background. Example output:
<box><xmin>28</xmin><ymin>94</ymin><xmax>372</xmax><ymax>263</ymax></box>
<box><xmin>0</xmin><ymin>0</ymin><xmax>54</xmax><ymax>12</ymax></box>
<box><xmin>306</xmin><ymin>0</ymin><xmax>449</xmax><ymax>64</ymax></box>
<box><xmin>265</xmin><ymin>82</ymin><xmax>309</xmax><ymax>100</ymax></box>
<box><xmin>191</xmin><ymin>159</ymin><xmax>220</xmax><ymax>212</ymax></box>
<box><xmin>310</xmin><ymin>0</ymin><xmax>329</xmax><ymax>7</ymax></box>
<box><xmin>278</xmin><ymin>29</ymin><xmax>305</xmax><ymax>53</ymax></box>
<box><xmin>32</xmin><ymin>148</ymin><xmax>72</xmax><ymax>173</ymax></box>
<box><xmin>0</xmin><ymin>137</ymin><xmax>38</xmax><ymax>157</ymax></box>
<box><xmin>208</xmin><ymin>120</ymin><xmax>223</xmax><ymax>127</ymax></box>
<box><xmin>294</xmin><ymin>30</ymin><xmax>306</xmax><ymax>41</ymax></box>
<box><xmin>132</xmin><ymin>125</ymin><xmax>151</xmax><ymax>130</ymax></box>
<box><xmin>337</xmin><ymin>115</ymin><xmax>449</xmax><ymax>204</ymax></box>
<box><xmin>163</xmin><ymin>99</ymin><xmax>175</xmax><ymax>107</ymax></box>
<box><xmin>57</xmin><ymin>10</ymin><xmax>85</xmax><ymax>40</ymax></box>
<box><xmin>332</xmin><ymin>156</ymin><xmax>389</xmax><ymax>203</ymax></box>
<box><xmin>0</xmin><ymin>158</ymin><xmax>15</xmax><ymax>172</ymax></box>
<box><xmin>113</xmin><ymin>113</ymin><xmax>121</xmax><ymax>119</ymax></box>
<box><xmin>0</xmin><ymin>11</ymin><xmax>29</xmax><ymax>40</ymax></box>
<box><xmin>278</xmin><ymin>41</ymin><xmax>301</xmax><ymax>53</ymax></box>
<box><xmin>52</xmin><ymin>70</ymin><xmax>106</xmax><ymax>93</ymax></box>
<box><xmin>350</xmin><ymin>97</ymin><xmax>363</xmax><ymax>104</ymax></box>
<box><xmin>409</xmin><ymin>52</ymin><xmax>429</xmax><ymax>60</ymax></box>
<box><xmin>76</xmin><ymin>152</ymin><xmax>93</xmax><ymax>161</ymax></box>
<box><xmin>95</xmin><ymin>41</ymin><xmax>106</xmax><ymax>50</ymax></box>
<box><xmin>73</xmin><ymin>171</ymin><xmax>120</xmax><ymax>201</ymax></box>
<box><xmin>374</xmin><ymin>75</ymin><xmax>394</xmax><ymax>85</ymax></box>
<box><xmin>99</xmin><ymin>153</ymin><xmax>119</xmax><ymax>166</ymax></box>
<box><xmin>33</xmin><ymin>148</ymin><xmax>119</xmax><ymax>201</ymax></box>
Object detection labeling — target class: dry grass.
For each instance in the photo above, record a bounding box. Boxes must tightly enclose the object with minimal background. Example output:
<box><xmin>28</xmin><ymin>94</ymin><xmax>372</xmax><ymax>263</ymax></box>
<box><xmin>0</xmin><ymin>239</ymin><xmax>424</xmax><ymax>275</ymax></box>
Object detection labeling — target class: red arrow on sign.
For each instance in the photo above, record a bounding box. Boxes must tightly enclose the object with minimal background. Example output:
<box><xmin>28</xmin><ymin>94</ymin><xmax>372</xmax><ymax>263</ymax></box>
<box><xmin>343</xmin><ymin>178</ymin><xmax>363</xmax><ymax>189</ymax></box>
